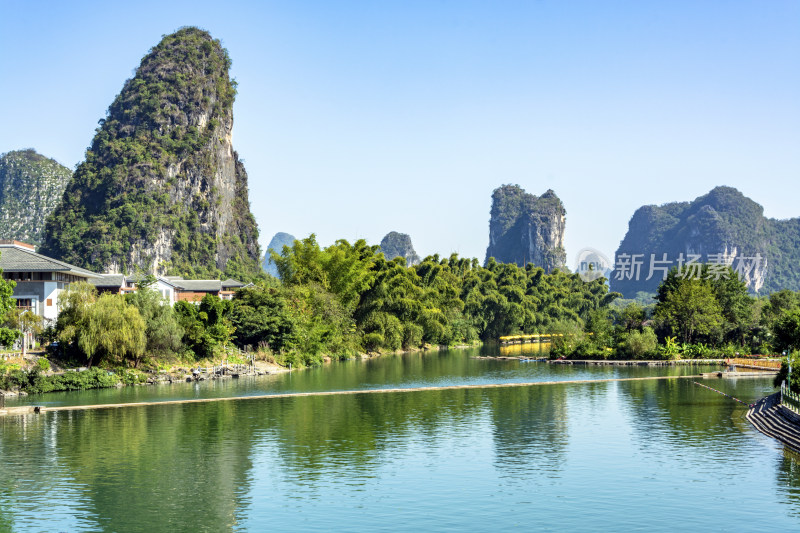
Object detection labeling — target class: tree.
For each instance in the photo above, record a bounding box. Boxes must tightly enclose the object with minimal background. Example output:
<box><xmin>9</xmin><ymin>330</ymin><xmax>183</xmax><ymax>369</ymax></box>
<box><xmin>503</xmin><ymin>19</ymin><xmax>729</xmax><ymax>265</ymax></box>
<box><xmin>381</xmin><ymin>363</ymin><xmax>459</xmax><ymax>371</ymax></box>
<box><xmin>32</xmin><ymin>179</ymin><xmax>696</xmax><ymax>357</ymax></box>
<box><xmin>4</xmin><ymin>309</ymin><xmax>43</xmax><ymax>356</ymax></box>
<box><xmin>625</xmin><ymin>327</ymin><xmax>658</xmax><ymax>358</ymax></box>
<box><xmin>56</xmin><ymin>284</ymin><xmax>146</xmax><ymax>367</ymax></box>
<box><xmin>773</xmin><ymin>310</ymin><xmax>800</xmax><ymax>353</ymax></box>
<box><xmin>126</xmin><ymin>282</ymin><xmax>183</xmax><ymax>364</ymax></box>
<box><xmin>655</xmin><ymin>280</ymin><xmax>724</xmax><ymax>344</ymax></box>
<box><xmin>174</xmin><ymin>294</ymin><xmax>234</xmax><ymax>359</ymax></box>
<box><xmin>56</xmin><ymin>282</ymin><xmax>99</xmax><ymax>359</ymax></box>
<box><xmin>0</xmin><ymin>252</ymin><xmax>20</xmax><ymax>347</ymax></box>
<box><xmin>80</xmin><ymin>294</ymin><xmax>147</xmax><ymax>367</ymax></box>
<box><xmin>230</xmin><ymin>284</ymin><xmax>298</xmax><ymax>352</ymax></box>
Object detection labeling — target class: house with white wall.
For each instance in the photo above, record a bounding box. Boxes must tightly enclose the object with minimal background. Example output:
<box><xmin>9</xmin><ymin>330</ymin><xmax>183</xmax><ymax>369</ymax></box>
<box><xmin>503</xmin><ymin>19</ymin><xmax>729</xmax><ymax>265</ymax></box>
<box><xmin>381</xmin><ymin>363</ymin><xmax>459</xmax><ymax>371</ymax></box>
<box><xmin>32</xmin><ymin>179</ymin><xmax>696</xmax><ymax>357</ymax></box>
<box><xmin>0</xmin><ymin>240</ymin><xmax>99</xmax><ymax>323</ymax></box>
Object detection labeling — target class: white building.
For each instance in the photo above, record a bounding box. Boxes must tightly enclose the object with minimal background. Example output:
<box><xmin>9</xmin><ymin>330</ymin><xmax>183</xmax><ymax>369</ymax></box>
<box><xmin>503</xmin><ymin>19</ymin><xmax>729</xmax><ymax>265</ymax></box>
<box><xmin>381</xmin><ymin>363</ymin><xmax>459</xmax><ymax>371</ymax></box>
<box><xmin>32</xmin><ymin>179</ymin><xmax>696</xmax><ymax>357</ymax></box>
<box><xmin>0</xmin><ymin>240</ymin><xmax>99</xmax><ymax>322</ymax></box>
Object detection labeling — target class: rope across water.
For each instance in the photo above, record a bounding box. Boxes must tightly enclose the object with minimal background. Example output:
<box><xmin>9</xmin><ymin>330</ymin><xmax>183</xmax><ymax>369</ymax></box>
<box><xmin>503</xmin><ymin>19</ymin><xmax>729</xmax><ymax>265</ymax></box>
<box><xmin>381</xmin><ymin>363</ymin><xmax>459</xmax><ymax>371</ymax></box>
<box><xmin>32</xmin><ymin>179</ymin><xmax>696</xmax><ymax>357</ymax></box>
<box><xmin>22</xmin><ymin>374</ymin><xmax>706</xmax><ymax>414</ymax></box>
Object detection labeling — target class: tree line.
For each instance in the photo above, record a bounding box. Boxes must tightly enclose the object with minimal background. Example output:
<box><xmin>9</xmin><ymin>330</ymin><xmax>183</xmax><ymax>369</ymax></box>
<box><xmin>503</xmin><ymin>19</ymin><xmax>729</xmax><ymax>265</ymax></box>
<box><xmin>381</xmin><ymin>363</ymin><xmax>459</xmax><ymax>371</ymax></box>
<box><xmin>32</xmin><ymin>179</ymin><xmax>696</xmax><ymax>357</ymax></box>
<box><xmin>3</xmin><ymin>236</ymin><xmax>800</xmax><ymax>378</ymax></box>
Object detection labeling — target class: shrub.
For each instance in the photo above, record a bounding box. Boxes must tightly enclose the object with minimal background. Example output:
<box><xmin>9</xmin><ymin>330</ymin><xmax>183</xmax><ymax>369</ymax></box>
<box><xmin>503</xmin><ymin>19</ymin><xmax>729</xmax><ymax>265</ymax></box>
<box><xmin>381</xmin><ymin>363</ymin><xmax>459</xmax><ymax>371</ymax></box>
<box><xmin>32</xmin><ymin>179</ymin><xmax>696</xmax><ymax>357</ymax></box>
<box><xmin>626</xmin><ymin>327</ymin><xmax>658</xmax><ymax>359</ymax></box>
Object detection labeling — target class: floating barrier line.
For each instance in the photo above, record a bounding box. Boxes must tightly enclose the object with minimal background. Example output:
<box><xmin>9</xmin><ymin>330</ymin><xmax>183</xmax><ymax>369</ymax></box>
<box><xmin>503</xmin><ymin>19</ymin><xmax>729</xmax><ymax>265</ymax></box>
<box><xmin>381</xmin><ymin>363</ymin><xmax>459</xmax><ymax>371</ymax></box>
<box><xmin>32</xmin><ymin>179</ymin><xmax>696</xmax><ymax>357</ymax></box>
<box><xmin>692</xmin><ymin>381</ymin><xmax>754</xmax><ymax>407</ymax></box>
<box><xmin>3</xmin><ymin>375</ymin><xmax>710</xmax><ymax>415</ymax></box>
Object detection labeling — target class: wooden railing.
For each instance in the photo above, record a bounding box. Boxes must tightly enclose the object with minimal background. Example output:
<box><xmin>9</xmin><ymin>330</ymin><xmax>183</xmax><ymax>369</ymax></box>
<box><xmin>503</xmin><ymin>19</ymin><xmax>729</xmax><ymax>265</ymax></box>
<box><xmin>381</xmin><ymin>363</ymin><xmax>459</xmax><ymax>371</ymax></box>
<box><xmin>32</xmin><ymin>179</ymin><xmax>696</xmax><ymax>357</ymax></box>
<box><xmin>728</xmin><ymin>358</ymin><xmax>782</xmax><ymax>370</ymax></box>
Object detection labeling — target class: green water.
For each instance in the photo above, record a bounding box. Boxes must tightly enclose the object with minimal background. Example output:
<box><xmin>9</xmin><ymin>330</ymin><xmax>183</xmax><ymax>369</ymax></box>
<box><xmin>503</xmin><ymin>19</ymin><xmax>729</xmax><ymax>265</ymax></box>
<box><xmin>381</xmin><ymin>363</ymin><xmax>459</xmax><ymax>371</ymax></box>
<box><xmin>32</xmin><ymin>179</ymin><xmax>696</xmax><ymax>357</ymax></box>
<box><xmin>1</xmin><ymin>347</ymin><xmax>798</xmax><ymax>531</ymax></box>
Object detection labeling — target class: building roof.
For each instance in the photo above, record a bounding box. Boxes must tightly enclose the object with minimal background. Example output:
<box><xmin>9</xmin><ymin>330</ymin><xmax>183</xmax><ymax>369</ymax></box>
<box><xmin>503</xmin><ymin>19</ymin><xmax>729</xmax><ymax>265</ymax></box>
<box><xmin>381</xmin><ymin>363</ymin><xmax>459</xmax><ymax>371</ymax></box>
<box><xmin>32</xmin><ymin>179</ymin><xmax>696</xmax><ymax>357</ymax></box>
<box><xmin>0</xmin><ymin>244</ymin><xmax>99</xmax><ymax>278</ymax></box>
<box><xmin>221</xmin><ymin>278</ymin><xmax>246</xmax><ymax>289</ymax></box>
<box><xmin>89</xmin><ymin>274</ymin><xmax>126</xmax><ymax>288</ymax></box>
<box><xmin>171</xmin><ymin>279</ymin><xmax>222</xmax><ymax>292</ymax></box>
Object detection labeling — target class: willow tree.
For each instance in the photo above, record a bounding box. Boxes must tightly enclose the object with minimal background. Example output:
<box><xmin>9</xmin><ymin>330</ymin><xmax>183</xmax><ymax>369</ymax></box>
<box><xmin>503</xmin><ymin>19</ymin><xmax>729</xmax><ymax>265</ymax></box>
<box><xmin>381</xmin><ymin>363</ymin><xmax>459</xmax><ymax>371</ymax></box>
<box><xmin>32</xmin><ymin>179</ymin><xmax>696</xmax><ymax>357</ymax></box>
<box><xmin>58</xmin><ymin>284</ymin><xmax>146</xmax><ymax>367</ymax></box>
<box><xmin>80</xmin><ymin>294</ymin><xmax>146</xmax><ymax>367</ymax></box>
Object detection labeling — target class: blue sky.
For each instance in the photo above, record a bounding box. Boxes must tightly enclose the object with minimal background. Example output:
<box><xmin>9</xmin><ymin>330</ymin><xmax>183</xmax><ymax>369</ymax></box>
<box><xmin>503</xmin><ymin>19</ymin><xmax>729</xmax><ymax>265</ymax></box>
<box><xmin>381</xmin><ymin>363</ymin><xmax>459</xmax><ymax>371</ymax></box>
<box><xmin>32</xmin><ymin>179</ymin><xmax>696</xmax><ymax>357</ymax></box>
<box><xmin>1</xmin><ymin>1</ymin><xmax>798</xmax><ymax>266</ymax></box>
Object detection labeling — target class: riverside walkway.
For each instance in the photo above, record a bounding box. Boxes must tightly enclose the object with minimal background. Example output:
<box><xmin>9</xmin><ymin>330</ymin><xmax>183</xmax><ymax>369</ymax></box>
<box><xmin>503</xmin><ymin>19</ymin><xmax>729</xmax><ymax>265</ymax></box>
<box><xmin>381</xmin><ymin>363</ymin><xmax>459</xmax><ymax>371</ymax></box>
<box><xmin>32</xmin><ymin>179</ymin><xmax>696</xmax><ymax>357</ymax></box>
<box><xmin>1</xmin><ymin>374</ymin><xmax>704</xmax><ymax>416</ymax></box>
<box><xmin>747</xmin><ymin>394</ymin><xmax>800</xmax><ymax>453</ymax></box>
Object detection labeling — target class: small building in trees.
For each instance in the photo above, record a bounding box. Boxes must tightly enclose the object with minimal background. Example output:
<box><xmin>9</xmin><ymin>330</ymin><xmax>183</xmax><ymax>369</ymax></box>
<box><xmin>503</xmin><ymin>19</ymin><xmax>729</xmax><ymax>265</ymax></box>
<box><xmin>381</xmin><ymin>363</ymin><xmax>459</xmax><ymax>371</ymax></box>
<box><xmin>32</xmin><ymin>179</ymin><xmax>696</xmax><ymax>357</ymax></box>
<box><xmin>90</xmin><ymin>274</ymin><xmax>250</xmax><ymax>304</ymax></box>
<box><xmin>91</xmin><ymin>274</ymin><xmax>179</xmax><ymax>304</ymax></box>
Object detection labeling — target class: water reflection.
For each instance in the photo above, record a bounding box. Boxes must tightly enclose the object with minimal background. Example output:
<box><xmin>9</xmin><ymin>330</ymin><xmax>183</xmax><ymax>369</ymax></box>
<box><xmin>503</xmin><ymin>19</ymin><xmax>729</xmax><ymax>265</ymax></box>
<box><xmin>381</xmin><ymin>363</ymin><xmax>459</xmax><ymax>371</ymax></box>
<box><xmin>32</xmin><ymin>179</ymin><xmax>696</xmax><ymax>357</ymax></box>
<box><xmin>3</xmin><ymin>351</ymin><xmax>800</xmax><ymax>531</ymax></box>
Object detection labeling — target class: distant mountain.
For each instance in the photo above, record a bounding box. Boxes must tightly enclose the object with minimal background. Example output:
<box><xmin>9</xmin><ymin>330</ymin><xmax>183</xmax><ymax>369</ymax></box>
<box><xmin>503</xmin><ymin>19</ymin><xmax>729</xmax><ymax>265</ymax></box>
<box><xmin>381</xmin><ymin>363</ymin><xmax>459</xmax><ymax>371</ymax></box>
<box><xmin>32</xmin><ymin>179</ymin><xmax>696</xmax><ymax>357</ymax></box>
<box><xmin>485</xmin><ymin>184</ymin><xmax>566</xmax><ymax>272</ymax></box>
<box><xmin>262</xmin><ymin>232</ymin><xmax>296</xmax><ymax>277</ymax></box>
<box><xmin>40</xmin><ymin>27</ymin><xmax>260</xmax><ymax>279</ymax></box>
<box><xmin>611</xmin><ymin>186</ymin><xmax>800</xmax><ymax>296</ymax></box>
<box><xmin>0</xmin><ymin>149</ymin><xmax>71</xmax><ymax>246</ymax></box>
<box><xmin>379</xmin><ymin>231</ymin><xmax>420</xmax><ymax>267</ymax></box>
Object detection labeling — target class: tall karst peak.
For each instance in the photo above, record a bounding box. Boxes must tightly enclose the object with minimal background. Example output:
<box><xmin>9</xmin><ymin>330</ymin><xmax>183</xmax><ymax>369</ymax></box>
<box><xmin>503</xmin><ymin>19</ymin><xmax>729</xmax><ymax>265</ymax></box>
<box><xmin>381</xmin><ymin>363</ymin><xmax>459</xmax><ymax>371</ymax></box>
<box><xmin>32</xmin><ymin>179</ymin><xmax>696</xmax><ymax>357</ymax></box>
<box><xmin>380</xmin><ymin>231</ymin><xmax>421</xmax><ymax>267</ymax></box>
<box><xmin>0</xmin><ymin>149</ymin><xmax>72</xmax><ymax>247</ymax></box>
<box><xmin>485</xmin><ymin>184</ymin><xmax>566</xmax><ymax>272</ymax></box>
<box><xmin>41</xmin><ymin>27</ymin><xmax>260</xmax><ymax>279</ymax></box>
<box><xmin>611</xmin><ymin>186</ymin><xmax>800</xmax><ymax>296</ymax></box>
<box><xmin>262</xmin><ymin>232</ymin><xmax>296</xmax><ymax>278</ymax></box>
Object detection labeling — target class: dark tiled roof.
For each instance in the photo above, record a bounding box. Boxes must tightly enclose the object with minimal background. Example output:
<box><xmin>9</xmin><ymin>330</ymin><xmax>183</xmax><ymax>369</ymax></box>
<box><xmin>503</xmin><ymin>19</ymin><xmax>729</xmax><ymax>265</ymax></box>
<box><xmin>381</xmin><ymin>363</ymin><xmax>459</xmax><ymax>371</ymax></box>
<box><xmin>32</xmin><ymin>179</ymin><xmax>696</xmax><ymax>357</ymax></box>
<box><xmin>89</xmin><ymin>274</ymin><xmax>126</xmax><ymax>288</ymax></box>
<box><xmin>221</xmin><ymin>278</ymin><xmax>245</xmax><ymax>288</ymax></box>
<box><xmin>0</xmin><ymin>245</ymin><xmax>99</xmax><ymax>277</ymax></box>
<box><xmin>171</xmin><ymin>279</ymin><xmax>222</xmax><ymax>292</ymax></box>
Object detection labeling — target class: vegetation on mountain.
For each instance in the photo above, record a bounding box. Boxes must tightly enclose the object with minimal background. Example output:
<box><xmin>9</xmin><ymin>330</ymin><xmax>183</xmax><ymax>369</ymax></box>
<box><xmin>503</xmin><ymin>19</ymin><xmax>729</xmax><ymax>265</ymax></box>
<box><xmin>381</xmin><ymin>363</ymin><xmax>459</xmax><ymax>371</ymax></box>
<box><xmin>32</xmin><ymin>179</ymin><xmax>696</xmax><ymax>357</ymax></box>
<box><xmin>485</xmin><ymin>185</ymin><xmax>566</xmax><ymax>272</ymax></box>
<box><xmin>0</xmin><ymin>149</ymin><xmax>72</xmax><ymax>246</ymax></box>
<box><xmin>613</xmin><ymin>186</ymin><xmax>800</xmax><ymax>296</ymax></box>
<box><xmin>379</xmin><ymin>231</ymin><xmax>420</xmax><ymax>267</ymax></box>
<box><xmin>40</xmin><ymin>27</ymin><xmax>260</xmax><ymax>279</ymax></box>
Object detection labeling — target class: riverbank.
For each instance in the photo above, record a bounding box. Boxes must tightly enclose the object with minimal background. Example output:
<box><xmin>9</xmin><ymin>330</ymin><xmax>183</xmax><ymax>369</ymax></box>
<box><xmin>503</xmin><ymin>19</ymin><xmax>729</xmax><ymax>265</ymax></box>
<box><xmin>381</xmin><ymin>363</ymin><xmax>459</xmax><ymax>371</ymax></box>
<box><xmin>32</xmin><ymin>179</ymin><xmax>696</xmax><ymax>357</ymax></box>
<box><xmin>471</xmin><ymin>357</ymin><xmax>728</xmax><ymax>366</ymax></box>
<box><xmin>0</xmin><ymin>358</ymin><xmax>292</xmax><ymax>399</ymax></box>
<box><xmin>0</xmin><ymin>343</ymin><xmax>481</xmax><ymax>401</ymax></box>
<box><xmin>747</xmin><ymin>394</ymin><xmax>800</xmax><ymax>453</ymax></box>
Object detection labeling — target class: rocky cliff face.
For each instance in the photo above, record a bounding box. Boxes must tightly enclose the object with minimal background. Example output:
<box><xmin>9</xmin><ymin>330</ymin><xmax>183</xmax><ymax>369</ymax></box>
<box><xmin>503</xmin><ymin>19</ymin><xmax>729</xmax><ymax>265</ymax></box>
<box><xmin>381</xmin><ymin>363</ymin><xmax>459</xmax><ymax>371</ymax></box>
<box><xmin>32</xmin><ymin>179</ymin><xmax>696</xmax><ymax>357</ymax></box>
<box><xmin>0</xmin><ymin>149</ymin><xmax>72</xmax><ymax>246</ymax></box>
<box><xmin>612</xmin><ymin>186</ymin><xmax>799</xmax><ymax>296</ymax></box>
<box><xmin>41</xmin><ymin>27</ymin><xmax>260</xmax><ymax>279</ymax></box>
<box><xmin>485</xmin><ymin>185</ymin><xmax>566</xmax><ymax>272</ymax></box>
<box><xmin>262</xmin><ymin>232</ymin><xmax>296</xmax><ymax>277</ymax></box>
<box><xmin>379</xmin><ymin>231</ymin><xmax>421</xmax><ymax>267</ymax></box>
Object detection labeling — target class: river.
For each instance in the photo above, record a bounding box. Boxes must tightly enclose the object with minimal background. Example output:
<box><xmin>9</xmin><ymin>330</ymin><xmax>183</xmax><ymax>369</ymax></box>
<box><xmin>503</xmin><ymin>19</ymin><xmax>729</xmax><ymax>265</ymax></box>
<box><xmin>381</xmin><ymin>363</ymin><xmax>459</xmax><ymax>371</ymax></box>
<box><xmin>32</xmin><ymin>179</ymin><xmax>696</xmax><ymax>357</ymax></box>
<box><xmin>0</xmin><ymin>346</ymin><xmax>797</xmax><ymax>531</ymax></box>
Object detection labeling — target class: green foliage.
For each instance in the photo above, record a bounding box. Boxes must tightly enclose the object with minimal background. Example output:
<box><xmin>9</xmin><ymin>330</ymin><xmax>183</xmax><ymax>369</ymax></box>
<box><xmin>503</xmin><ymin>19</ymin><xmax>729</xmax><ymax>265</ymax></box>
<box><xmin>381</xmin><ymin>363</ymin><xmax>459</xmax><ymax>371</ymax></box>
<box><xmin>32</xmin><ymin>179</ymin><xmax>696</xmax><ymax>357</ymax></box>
<box><xmin>625</xmin><ymin>327</ymin><xmax>658</xmax><ymax>359</ymax></box>
<box><xmin>40</xmin><ymin>27</ymin><xmax>260</xmax><ymax>279</ymax></box>
<box><xmin>126</xmin><ymin>285</ymin><xmax>184</xmax><ymax>365</ymax></box>
<box><xmin>230</xmin><ymin>285</ymin><xmax>297</xmax><ymax>352</ymax></box>
<box><xmin>613</xmin><ymin>186</ymin><xmax>800</xmax><ymax>296</ymax></box>
<box><xmin>56</xmin><ymin>283</ymin><xmax>147</xmax><ymax>367</ymax></box>
<box><xmin>0</xmin><ymin>149</ymin><xmax>72</xmax><ymax>246</ymax></box>
<box><xmin>659</xmin><ymin>336</ymin><xmax>681</xmax><ymax>359</ymax></box>
<box><xmin>0</xmin><ymin>254</ymin><xmax>20</xmax><ymax>347</ymax></box>
<box><xmin>174</xmin><ymin>294</ymin><xmax>234</xmax><ymax>359</ymax></box>
<box><xmin>0</xmin><ymin>367</ymin><xmax>147</xmax><ymax>395</ymax></box>
<box><xmin>773</xmin><ymin>310</ymin><xmax>800</xmax><ymax>353</ymax></box>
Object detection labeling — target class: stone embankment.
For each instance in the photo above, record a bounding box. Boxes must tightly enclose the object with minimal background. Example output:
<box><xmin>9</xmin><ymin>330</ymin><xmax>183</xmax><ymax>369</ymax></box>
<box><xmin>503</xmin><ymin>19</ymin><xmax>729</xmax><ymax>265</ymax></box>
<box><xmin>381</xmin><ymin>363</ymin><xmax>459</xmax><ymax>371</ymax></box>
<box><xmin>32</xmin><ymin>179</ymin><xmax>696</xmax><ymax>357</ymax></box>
<box><xmin>747</xmin><ymin>394</ymin><xmax>800</xmax><ymax>453</ymax></box>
